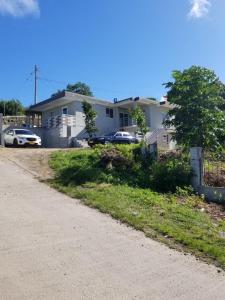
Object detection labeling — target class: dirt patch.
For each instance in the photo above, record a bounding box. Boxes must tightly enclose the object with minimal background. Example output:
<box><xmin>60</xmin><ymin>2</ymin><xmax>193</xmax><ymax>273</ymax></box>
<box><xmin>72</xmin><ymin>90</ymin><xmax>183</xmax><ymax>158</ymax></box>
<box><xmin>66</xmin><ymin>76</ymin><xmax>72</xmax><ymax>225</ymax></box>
<box><xmin>0</xmin><ymin>147</ymin><xmax>62</xmax><ymax>180</ymax></box>
<box><xmin>204</xmin><ymin>171</ymin><xmax>225</xmax><ymax>187</ymax></box>
<box><xmin>202</xmin><ymin>202</ymin><xmax>225</xmax><ymax>221</ymax></box>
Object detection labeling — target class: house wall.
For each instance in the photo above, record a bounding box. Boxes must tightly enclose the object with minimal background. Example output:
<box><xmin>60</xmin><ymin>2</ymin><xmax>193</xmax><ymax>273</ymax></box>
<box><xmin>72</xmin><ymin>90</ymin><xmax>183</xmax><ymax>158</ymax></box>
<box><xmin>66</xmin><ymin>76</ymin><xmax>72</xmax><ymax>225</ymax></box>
<box><xmin>94</xmin><ymin>103</ymin><xmax>117</xmax><ymax>135</ymax></box>
<box><xmin>143</xmin><ymin>105</ymin><xmax>151</xmax><ymax>128</ymax></box>
<box><xmin>42</xmin><ymin>100</ymin><xmax>117</xmax><ymax>140</ymax></box>
<box><xmin>149</xmin><ymin>106</ymin><xmax>169</xmax><ymax>130</ymax></box>
<box><xmin>42</xmin><ymin>102</ymin><xmax>76</xmax><ymax>126</ymax></box>
<box><xmin>72</xmin><ymin>101</ymin><xmax>117</xmax><ymax>138</ymax></box>
<box><xmin>38</xmin><ymin>98</ymin><xmax>171</xmax><ymax>148</ymax></box>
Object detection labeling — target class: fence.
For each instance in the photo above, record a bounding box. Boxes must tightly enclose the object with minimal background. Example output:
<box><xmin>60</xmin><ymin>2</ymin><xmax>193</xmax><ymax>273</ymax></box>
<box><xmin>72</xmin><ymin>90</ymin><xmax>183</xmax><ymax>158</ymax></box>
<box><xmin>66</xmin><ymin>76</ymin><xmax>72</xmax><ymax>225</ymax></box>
<box><xmin>203</xmin><ymin>152</ymin><xmax>225</xmax><ymax>187</ymax></box>
<box><xmin>190</xmin><ymin>147</ymin><xmax>225</xmax><ymax>203</ymax></box>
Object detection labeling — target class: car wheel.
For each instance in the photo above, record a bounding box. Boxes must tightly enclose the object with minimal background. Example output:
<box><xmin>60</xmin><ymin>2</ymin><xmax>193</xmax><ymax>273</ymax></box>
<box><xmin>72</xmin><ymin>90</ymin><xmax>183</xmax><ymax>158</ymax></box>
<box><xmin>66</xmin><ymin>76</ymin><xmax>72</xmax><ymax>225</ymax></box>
<box><xmin>13</xmin><ymin>138</ymin><xmax>18</xmax><ymax>147</ymax></box>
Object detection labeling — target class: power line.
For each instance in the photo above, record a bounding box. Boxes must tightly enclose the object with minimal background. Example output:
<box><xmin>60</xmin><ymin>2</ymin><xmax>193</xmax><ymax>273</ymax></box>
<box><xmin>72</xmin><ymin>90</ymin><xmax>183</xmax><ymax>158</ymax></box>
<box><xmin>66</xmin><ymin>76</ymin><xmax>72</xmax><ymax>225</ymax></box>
<box><xmin>38</xmin><ymin>76</ymin><xmax>139</xmax><ymax>96</ymax></box>
<box><xmin>38</xmin><ymin>76</ymin><xmax>68</xmax><ymax>86</ymax></box>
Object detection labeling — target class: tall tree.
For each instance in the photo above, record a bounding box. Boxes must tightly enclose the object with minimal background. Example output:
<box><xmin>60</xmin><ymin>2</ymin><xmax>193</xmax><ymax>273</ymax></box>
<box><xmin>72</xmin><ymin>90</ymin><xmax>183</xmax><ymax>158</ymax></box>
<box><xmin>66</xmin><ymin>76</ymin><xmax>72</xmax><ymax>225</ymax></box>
<box><xmin>164</xmin><ymin>66</ymin><xmax>225</xmax><ymax>150</ymax></box>
<box><xmin>0</xmin><ymin>99</ymin><xmax>24</xmax><ymax>116</ymax></box>
<box><xmin>82</xmin><ymin>101</ymin><xmax>97</xmax><ymax>139</ymax></box>
<box><xmin>67</xmin><ymin>82</ymin><xmax>93</xmax><ymax>96</ymax></box>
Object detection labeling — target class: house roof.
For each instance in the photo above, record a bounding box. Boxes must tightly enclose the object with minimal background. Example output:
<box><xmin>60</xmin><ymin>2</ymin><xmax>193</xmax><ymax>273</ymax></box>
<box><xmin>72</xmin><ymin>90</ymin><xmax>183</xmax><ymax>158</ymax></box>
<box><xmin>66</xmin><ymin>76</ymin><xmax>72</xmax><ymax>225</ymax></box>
<box><xmin>27</xmin><ymin>91</ymin><xmax>172</xmax><ymax>113</ymax></box>
<box><xmin>27</xmin><ymin>91</ymin><xmax>114</xmax><ymax>112</ymax></box>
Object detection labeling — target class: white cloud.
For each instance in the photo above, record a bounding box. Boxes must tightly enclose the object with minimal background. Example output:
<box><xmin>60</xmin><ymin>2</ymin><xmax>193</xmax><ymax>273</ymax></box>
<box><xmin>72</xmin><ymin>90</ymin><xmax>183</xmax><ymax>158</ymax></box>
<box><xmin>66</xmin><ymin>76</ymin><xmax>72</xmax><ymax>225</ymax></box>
<box><xmin>189</xmin><ymin>0</ymin><xmax>211</xmax><ymax>19</ymax></box>
<box><xmin>0</xmin><ymin>0</ymin><xmax>40</xmax><ymax>17</ymax></box>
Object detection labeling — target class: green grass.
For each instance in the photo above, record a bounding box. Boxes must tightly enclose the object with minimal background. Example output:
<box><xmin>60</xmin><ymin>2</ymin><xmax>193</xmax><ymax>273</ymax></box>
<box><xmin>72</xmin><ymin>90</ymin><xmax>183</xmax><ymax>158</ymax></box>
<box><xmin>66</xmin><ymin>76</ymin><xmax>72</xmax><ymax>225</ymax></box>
<box><xmin>49</xmin><ymin>148</ymin><xmax>225</xmax><ymax>269</ymax></box>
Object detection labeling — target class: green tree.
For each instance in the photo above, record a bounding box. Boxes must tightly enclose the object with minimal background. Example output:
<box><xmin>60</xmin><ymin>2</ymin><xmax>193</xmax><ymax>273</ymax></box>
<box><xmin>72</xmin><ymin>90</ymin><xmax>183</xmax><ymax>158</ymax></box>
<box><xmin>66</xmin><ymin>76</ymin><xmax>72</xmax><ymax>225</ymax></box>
<box><xmin>164</xmin><ymin>66</ymin><xmax>225</xmax><ymax>150</ymax></box>
<box><xmin>0</xmin><ymin>99</ymin><xmax>24</xmax><ymax>116</ymax></box>
<box><xmin>51</xmin><ymin>89</ymin><xmax>65</xmax><ymax>98</ymax></box>
<box><xmin>82</xmin><ymin>101</ymin><xmax>97</xmax><ymax>139</ymax></box>
<box><xmin>130</xmin><ymin>106</ymin><xmax>148</xmax><ymax>136</ymax></box>
<box><xmin>67</xmin><ymin>82</ymin><xmax>93</xmax><ymax>96</ymax></box>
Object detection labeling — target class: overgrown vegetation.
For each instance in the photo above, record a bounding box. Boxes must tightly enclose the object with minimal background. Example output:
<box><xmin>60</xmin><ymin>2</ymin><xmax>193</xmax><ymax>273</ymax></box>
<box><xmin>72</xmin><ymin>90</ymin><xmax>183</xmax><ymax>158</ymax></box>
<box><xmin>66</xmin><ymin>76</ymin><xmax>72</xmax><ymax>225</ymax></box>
<box><xmin>50</xmin><ymin>145</ymin><xmax>191</xmax><ymax>192</ymax></box>
<box><xmin>50</xmin><ymin>146</ymin><xmax>225</xmax><ymax>269</ymax></box>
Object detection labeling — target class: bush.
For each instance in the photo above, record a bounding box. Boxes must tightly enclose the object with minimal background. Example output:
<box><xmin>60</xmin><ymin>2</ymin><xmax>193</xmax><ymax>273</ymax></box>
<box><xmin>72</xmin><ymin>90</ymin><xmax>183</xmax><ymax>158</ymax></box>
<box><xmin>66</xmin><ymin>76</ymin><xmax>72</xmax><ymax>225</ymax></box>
<box><xmin>100</xmin><ymin>148</ymin><xmax>131</xmax><ymax>169</ymax></box>
<box><xmin>51</xmin><ymin>146</ymin><xmax>192</xmax><ymax>193</ymax></box>
<box><xmin>150</xmin><ymin>156</ymin><xmax>192</xmax><ymax>193</ymax></box>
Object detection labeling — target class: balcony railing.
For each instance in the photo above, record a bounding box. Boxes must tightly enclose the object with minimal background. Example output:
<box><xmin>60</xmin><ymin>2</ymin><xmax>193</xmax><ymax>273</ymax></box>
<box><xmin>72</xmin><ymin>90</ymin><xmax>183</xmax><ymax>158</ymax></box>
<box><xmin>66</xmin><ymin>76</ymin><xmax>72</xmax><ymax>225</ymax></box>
<box><xmin>45</xmin><ymin>114</ymin><xmax>76</xmax><ymax>129</ymax></box>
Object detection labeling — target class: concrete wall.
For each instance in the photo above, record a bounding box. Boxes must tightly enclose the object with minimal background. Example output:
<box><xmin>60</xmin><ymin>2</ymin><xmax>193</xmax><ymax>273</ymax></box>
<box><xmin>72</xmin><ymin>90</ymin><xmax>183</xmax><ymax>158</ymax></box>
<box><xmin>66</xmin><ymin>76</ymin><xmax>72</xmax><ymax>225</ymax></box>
<box><xmin>199</xmin><ymin>186</ymin><xmax>225</xmax><ymax>203</ymax></box>
<box><xmin>43</xmin><ymin>127</ymin><xmax>68</xmax><ymax>148</ymax></box>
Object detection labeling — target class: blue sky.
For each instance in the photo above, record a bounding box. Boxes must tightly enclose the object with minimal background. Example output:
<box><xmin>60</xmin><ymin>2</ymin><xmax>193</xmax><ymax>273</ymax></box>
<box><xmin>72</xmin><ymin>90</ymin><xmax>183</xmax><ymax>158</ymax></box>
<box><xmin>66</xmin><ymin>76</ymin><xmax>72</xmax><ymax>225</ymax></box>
<box><xmin>0</xmin><ymin>0</ymin><xmax>225</xmax><ymax>107</ymax></box>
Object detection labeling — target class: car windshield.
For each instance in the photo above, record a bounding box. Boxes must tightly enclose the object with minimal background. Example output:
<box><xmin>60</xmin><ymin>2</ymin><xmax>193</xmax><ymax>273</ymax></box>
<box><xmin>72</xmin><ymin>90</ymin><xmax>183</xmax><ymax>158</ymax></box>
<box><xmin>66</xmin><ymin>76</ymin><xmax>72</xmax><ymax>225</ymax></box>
<box><xmin>15</xmin><ymin>130</ymin><xmax>34</xmax><ymax>135</ymax></box>
<box><xmin>105</xmin><ymin>132</ymin><xmax>117</xmax><ymax>136</ymax></box>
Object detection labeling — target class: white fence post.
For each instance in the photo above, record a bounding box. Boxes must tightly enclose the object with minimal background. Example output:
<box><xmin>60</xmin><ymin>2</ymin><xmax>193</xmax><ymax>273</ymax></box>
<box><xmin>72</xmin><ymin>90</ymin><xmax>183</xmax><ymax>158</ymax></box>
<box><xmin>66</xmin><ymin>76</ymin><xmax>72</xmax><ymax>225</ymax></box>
<box><xmin>190</xmin><ymin>147</ymin><xmax>203</xmax><ymax>191</ymax></box>
<box><xmin>0</xmin><ymin>113</ymin><xmax>4</xmax><ymax>146</ymax></box>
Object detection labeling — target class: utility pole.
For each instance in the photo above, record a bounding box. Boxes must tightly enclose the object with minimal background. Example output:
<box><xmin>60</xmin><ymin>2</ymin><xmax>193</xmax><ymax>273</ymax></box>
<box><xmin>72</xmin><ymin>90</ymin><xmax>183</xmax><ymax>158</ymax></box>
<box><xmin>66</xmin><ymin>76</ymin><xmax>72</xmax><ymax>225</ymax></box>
<box><xmin>34</xmin><ymin>64</ymin><xmax>38</xmax><ymax>105</ymax></box>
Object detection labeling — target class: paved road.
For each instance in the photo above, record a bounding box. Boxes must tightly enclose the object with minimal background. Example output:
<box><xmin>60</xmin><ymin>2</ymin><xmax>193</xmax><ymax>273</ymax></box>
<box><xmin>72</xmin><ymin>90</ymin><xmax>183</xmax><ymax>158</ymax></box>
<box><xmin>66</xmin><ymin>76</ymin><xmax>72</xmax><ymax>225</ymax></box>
<box><xmin>0</xmin><ymin>156</ymin><xmax>225</xmax><ymax>300</ymax></box>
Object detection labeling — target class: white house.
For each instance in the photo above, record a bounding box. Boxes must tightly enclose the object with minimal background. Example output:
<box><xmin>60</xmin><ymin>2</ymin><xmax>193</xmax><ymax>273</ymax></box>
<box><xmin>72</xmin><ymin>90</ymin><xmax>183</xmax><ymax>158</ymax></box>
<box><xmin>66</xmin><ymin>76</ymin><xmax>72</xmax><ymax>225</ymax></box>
<box><xmin>27</xmin><ymin>91</ymin><xmax>174</xmax><ymax>148</ymax></box>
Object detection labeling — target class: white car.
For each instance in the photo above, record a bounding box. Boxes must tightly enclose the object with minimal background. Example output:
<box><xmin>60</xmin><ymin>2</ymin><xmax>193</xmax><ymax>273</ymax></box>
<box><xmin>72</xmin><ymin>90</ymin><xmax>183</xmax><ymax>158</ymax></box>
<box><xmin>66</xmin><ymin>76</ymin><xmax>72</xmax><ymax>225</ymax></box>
<box><xmin>4</xmin><ymin>129</ymin><xmax>42</xmax><ymax>147</ymax></box>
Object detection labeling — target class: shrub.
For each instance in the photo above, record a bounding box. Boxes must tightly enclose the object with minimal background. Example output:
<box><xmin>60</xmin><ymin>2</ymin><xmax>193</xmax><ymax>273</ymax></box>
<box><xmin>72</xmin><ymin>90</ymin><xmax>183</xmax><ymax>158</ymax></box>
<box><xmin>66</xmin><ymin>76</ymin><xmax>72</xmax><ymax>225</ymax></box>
<box><xmin>150</xmin><ymin>156</ymin><xmax>192</xmax><ymax>193</ymax></box>
<box><xmin>100</xmin><ymin>148</ymin><xmax>131</xmax><ymax>169</ymax></box>
<box><xmin>51</xmin><ymin>146</ymin><xmax>192</xmax><ymax>193</ymax></box>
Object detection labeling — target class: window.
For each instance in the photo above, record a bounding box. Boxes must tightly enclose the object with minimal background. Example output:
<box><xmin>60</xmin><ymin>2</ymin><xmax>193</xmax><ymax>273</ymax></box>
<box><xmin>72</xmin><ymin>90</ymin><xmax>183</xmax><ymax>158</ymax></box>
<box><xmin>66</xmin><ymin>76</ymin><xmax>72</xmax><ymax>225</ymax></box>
<box><xmin>119</xmin><ymin>113</ymin><xmax>129</xmax><ymax>127</ymax></box>
<box><xmin>115</xmin><ymin>133</ymin><xmax>122</xmax><ymax>137</ymax></box>
<box><xmin>15</xmin><ymin>130</ymin><xmax>34</xmax><ymax>135</ymax></box>
<box><xmin>106</xmin><ymin>108</ymin><xmax>113</xmax><ymax>118</ymax></box>
<box><xmin>62</xmin><ymin>107</ymin><xmax>68</xmax><ymax>115</ymax></box>
<box><xmin>122</xmin><ymin>133</ymin><xmax>130</xmax><ymax>137</ymax></box>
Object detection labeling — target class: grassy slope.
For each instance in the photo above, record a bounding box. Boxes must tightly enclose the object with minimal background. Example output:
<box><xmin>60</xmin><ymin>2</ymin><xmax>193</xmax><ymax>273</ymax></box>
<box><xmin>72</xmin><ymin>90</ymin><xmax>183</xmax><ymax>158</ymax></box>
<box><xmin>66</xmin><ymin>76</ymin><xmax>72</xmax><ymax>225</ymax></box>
<box><xmin>49</xmin><ymin>149</ymin><xmax>225</xmax><ymax>269</ymax></box>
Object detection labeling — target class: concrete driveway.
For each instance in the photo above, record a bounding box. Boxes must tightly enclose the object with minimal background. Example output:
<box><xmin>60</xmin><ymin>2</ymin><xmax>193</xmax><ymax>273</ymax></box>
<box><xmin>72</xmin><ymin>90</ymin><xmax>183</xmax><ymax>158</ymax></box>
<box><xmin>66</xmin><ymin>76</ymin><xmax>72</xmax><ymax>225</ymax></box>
<box><xmin>0</xmin><ymin>151</ymin><xmax>225</xmax><ymax>300</ymax></box>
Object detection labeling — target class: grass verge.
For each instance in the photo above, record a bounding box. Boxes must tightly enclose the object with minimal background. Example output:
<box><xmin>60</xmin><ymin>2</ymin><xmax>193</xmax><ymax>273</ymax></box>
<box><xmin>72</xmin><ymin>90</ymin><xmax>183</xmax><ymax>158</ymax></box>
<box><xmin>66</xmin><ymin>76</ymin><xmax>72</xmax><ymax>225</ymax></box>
<box><xmin>49</xmin><ymin>149</ymin><xmax>225</xmax><ymax>270</ymax></box>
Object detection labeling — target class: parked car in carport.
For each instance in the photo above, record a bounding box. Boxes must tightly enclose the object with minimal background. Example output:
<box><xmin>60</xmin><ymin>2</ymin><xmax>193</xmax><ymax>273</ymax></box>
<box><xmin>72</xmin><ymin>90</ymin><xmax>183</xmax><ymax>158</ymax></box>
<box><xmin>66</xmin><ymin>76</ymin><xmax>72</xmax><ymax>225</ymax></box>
<box><xmin>88</xmin><ymin>131</ymin><xmax>138</xmax><ymax>147</ymax></box>
<box><xmin>4</xmin><ymin>129</ymin><xmax>42</xmax><ymax>147</ymax></box>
